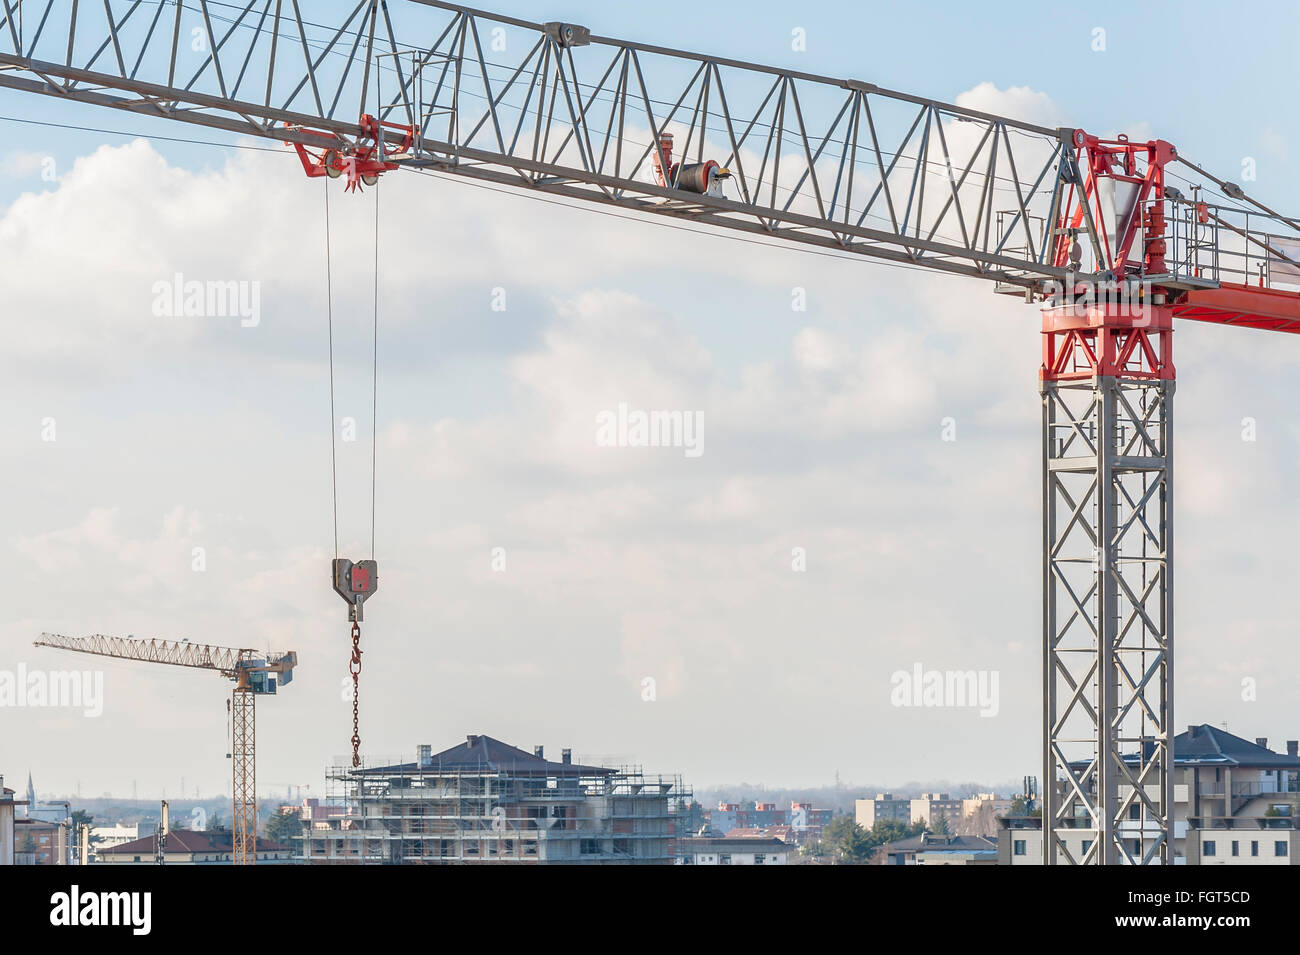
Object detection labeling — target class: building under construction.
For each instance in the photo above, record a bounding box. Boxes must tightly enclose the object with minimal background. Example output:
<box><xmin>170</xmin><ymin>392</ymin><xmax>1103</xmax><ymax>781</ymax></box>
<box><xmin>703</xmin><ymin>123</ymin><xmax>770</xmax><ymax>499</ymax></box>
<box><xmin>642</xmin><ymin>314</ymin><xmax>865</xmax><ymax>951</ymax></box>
<box><xmin>301</xmin><ymin>735</ymin><xmax>689</xmax><ymax>864</ymax></box>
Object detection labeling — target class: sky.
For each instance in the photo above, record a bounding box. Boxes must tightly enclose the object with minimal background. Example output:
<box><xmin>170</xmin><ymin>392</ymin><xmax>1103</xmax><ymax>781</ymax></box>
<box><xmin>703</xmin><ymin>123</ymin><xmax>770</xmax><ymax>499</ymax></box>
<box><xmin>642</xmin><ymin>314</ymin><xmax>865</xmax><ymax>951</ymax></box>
<box><xmin>3</xmin><ymin>0</ymin><xmax>1300</xmax><ymax>802</ymax></box>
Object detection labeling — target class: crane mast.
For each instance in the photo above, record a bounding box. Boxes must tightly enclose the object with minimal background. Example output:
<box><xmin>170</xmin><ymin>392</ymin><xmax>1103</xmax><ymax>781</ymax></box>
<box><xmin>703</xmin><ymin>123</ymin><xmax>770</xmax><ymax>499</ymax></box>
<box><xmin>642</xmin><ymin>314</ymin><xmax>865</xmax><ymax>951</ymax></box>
<box><xmin>8</xmin><ymin>0</ymin><xmax>1300</xmax><ymax>864</ymax></box>
<box><xmin>34</xmin><ymin>632</ymin><xmax>297</xmax><ymax>865</ymax></box>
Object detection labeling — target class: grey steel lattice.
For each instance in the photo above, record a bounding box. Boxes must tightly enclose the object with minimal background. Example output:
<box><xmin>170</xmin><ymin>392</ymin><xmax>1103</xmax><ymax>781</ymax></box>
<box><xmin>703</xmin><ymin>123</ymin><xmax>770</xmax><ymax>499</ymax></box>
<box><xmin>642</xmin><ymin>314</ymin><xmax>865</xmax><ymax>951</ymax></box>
<box><xmin>0</xmin><ymin>0</ymin><xmax>1085</xmax><ymax>285</ymax></box>
<box><xmin>1041</xmin><ymin>375</ymin><xmax>1173</xmax><ymax>864</ymax></box>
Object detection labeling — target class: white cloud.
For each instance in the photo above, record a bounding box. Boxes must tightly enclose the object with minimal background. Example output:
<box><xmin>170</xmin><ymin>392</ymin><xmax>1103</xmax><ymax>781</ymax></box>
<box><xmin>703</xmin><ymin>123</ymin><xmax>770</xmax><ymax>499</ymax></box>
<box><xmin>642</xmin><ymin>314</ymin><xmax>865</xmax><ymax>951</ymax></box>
<box><xmin>5</xmin><ymin>81</ymin><xmax>1299</xmax><ymax>796</ymax></box>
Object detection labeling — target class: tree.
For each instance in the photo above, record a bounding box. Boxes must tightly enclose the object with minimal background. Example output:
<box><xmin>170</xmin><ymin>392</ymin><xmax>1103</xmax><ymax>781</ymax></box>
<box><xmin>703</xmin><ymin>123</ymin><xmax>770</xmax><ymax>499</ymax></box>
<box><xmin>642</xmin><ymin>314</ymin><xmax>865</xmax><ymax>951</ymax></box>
<box><xmin>800</xmin><ymin>839</ymin><xmax>826</xmax><ymax>859</ymax></box>
<box><xmin>821</xmin><ymin>816</ymin><xmax>874</xmax><ymax>864</ymax></box>
<box><xmin>929</xmin><ymin>812</ymin><xmax>951</xmax><ymax>835</ymax></box>
<box><xmin>869</xmin><ymin>819</ymin><xmax>924</xmax><ymax>845</ymax></box>
<box><xmin>265</xmin><ymin>809</ymin><xmax>302</xmax><ymax>846</ymax></box>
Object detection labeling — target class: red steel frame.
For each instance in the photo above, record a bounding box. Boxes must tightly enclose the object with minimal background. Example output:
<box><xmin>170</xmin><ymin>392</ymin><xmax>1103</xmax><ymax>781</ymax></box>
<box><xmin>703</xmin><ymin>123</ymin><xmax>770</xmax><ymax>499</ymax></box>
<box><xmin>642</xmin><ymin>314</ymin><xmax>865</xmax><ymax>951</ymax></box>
<box><xmin>288</xmin><ymin>114</ymin><xmax>415</xmax><ymax>193</ymax></box>
<box><xmin>1053</xmin><ymin>131</ymin><xmax>1176</xmax><ymax>278</ymax></box>
<box><xmin>1041</xmin><ymin>304</ymin><xmax>1174</xmax><ymax>383</ymax></box>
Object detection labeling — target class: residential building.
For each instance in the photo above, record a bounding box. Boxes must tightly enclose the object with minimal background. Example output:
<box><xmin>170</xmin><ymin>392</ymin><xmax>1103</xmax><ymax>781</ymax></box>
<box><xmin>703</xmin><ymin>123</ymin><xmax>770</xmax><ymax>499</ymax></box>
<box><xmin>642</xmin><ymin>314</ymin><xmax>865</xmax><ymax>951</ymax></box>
<box><xmin>880</xmin><ymin>832</ymin><xmax>997</xmax><ymax>865</ymax></box>
<box><xmin>88</xmin><ymin>823</ymin><xmax>141</xmax><ymax>859</ymax></box>
<box><xmin>910</xmin><ymin>792</ymin><xmax>964</xmax><ymax>830</ymax></box>
<box><xmin>0</xmin><ymin>776</ymin><xmax>17</xmax><ymax>866</ymax></box>
<box><xmin>705</xmin><ymin>801</ymin><xmax>830</xmax><ymax>843</ymax></box>
<box><xmin>14</xmin><ymin>818</ymin><xmax>69</xmax><ymax>865</ymax></box>
<box><xmin>855</xmin><ymin>793</ymin><xmax>913</xmax><ymax>828</ymax></box>
<box><xmin>998</xmin><ymin>724</ymin><xmax>1300</xmax><ymax>864</ymax></box>
<box><xmin>712</xmin><ymin>803</ymin><xmax>739</xmax><ymax>834</ymax></box>
<box><xmin>962</xmin><ymin>792</ymin><xmax>1014</xmax><ymax>818</ymax></box>
<box><xmin>1191</xmin><ymin>831</ymin><xmax>1298</xmax><ymax>865</ymax></box>
<box><xmin>290</xmin><ymin>797</ymin><xmax>348</xmax><ymax>828</ymax></box>
<box><xmin>97</xmin><ymin>829</ymin><xmax>294</xmax><ymax>864</ymax></box>
<box><xmin>725</xmin><ymin>825</ymin><xmax>795</xmax><ymax>843</ymax></box>
<box><xmin>677</xmin><ymin>837</ymin><xmax>790</xmax><ymax>865</ymax></box>
<box><xmin>302</xmin><ymin>735</ymin><xmax>689</xmax><ymax>864</ymax></box>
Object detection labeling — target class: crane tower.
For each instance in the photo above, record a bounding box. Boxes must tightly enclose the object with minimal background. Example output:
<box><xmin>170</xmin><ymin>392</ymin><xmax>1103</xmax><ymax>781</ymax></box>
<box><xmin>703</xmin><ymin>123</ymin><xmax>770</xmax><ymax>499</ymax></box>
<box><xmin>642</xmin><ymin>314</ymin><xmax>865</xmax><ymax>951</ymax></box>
<box><xmin>34</xmin><ymin>632</ymin><xmax>297</xmax><ymax>865</ymax></box>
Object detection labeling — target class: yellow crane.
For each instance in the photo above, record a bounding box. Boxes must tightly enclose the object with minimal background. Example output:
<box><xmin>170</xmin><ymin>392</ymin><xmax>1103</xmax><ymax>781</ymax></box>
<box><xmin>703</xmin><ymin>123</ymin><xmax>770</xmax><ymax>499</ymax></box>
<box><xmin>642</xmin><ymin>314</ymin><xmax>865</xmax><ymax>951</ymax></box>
<box><xmin>34</xmin><ymin>632</ymin><xmax>297</xmax><ymax>866</ymax></box>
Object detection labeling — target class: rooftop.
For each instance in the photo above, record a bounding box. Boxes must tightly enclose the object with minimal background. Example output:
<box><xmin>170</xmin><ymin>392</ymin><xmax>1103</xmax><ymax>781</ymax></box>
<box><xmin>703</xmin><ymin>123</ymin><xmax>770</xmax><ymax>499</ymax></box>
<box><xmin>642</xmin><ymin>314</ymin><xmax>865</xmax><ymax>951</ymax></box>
<box><xmin>99</xmin><ymin>829</ymin><xmax>291</xmax><ymax>855</ymax></box>
<box><xmin>360</xmin><ymin>735</ymin><xmax>615</xmax><ymax>778</ymax></box>
<box><xmin>882</xmin><ymin>833</ymin><xmax>997</xmax><ymax>854</ymax></box>
<box><xmin>681</xmin><ymin>837</ymin><xmax>791</xmax><ymax>853</ymax></box>
<box><xmin>1174</xmin><ymin>725</ymin><xmax>1300</xmax><ymax>767</ymax></box>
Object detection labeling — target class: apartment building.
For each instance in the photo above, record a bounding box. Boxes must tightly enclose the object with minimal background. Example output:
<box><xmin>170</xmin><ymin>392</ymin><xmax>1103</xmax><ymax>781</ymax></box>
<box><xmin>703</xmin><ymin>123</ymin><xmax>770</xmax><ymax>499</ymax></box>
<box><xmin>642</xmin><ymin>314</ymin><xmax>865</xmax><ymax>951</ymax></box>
<box><xmin>97</xmin><ymin>829</ymin><xmax>294</xmax><ymax>864</ymax></box>
<box><xmin>854</xmin><ymin>793</ymin><xmax>914</xmax><ymax>828</ymax></box>
<box><xmin>707</xmin><ymin>801</ymin><xmax>831</xmax><ymax>842</ymax></box>
<box><xmin>302</xmin><ymin>734</ymin><xmax>688</xmax><ymax>864</ymax></box>
<box><xmin>909</xmin><ymin>793</ymin><xmax>964</xmax><ymax>830</ymax></box>
<box><xmin>0</xmin><ymin>776</ymin><xmax>16</xmax><ymax>866</ymax></box>
<box><xmin>881</xmin><ymin>832</ymin><xmax>997</xmax><ymax>865</ymax></box>
<box><xmin>999</xmin><ymin>724</ymin><xmax>1300</xmax><ymax>864</ymax></box>
<box><xmin>677</xmin><ymin>836</ymin><xmax>790</xmax><ymax>865</ymax></box>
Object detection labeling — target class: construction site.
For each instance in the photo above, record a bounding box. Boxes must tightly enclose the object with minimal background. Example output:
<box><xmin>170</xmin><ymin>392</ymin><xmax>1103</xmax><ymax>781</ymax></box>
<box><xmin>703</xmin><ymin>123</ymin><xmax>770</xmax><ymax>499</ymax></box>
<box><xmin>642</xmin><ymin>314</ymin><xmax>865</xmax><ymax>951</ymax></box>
<box><xmin>2</xmin><ymin>0</ymin><xmax>1299</xmax><ymax>890</ymax></box>
<box><xmin>302</xmin><ymin>735</ymin><xmax>687</xmax><ymax>864</ymax></box>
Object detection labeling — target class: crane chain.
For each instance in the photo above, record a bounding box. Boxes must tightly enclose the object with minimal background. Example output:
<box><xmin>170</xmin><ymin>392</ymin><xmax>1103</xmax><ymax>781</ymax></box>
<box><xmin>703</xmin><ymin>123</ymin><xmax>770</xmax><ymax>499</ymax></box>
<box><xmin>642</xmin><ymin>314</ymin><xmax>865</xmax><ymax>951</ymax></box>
<box><xmin>349</xmin><ymin>621</ymin><xmax>362</xmax><ymax>767</ymax></box>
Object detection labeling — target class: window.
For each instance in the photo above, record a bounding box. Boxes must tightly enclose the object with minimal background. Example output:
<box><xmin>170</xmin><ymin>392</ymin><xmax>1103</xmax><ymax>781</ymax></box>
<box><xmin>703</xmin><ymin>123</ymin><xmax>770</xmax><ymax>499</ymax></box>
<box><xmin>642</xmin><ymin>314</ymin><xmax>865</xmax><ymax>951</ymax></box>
<box><xmin>1251</xmin><ymin>841</ymin><xmax>1259</xmax><ymax>857</ymax></box>
<box><xmin>1203</xmin><ymin>841</ymin><xmax>1216</xmax><ymax>857</ymax></box>
<box><xmin>580</xmin><ymin>839</ymin><xmax>601</xmax><ymax>855</ymax></box>
<box><xmin>755</xmin><ymin>854</ymin><xmax>766</xmax><ymax>865</ymax></box>
<box><xmin>1276</xmin><ymin>841</ymin><xmax>1288</xmax><ymax>857</ymax></box>
<box><xmin>1129</xmin><ymin>804</ymin><xmax>1140</xmax><ymax>820</ymax></box>
<box><xmin>1232</xmin><ymin>841</ymin><xmax>1239</xmax><ymax>857</ymax></box>
<box><xmin>1013</xmin><ymin>840</ymin><xmax>1026</xmax><ymax>856</ymax></box>
<box><xmin>1081</xmin><ymin>839</ymin><xmax>1093</xmax><ymax>855</ymax></box>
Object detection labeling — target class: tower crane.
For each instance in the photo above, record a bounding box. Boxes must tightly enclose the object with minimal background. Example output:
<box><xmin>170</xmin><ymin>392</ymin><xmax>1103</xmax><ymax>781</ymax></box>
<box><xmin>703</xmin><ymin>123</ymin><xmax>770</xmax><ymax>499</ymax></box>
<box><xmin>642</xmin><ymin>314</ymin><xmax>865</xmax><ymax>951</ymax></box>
<box><xmin>33</xmin><ymin>632</ymin><xmax>297</xmax><ymax>865</ymax></box>
<box><xmin>5</xmin><ymin>0</ymin><xmax>1300</xmax><ymax>864</ymax></box>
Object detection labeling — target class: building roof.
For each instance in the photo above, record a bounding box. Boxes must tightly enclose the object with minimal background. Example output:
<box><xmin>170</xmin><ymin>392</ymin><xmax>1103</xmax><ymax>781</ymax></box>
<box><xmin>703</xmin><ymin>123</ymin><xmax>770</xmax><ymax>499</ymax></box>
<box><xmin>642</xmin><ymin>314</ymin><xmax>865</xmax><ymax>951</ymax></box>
<box><xmin>99</xmin><ymin>829</ymin><xmax>291</xmax><ymax>855</ymax></box>
<box><xmin>1173</xmin><ymin>725</ymin><xmax>1300</xmax><ymax>767</ymax></box>
<box><xmin>882</xmin><ymin>833</ymin><xmax>997</xmax><ymax>854</ymax></box>
<box><xmin>1066</xmin><ymin>725</ymin><xmax>1300</xmax><ymax>773</ymax></box>
<box><xmin>681</xmin><ymin>837</ymin><xmax>791</xmax><ymax>853</ymax></box>
<box><xmin>361</xmin><ymin>735</ymin><xmax>614</xmax><ymax>778</ymax></box>
<box><xmin>725</xmin><ymin>826</ymin><xmax>796</xmax><ymax>842</ymax></box>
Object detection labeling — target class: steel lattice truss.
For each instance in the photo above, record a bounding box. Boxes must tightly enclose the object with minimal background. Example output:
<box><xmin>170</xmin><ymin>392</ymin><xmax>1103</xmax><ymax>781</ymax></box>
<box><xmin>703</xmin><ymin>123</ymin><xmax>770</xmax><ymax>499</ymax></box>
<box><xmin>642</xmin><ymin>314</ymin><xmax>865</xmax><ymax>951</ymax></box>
<box><xmin>231</xmin><ymin>685</ymin><xmax>256</xmax><ymax>865</ymax></box>
<box><xmin>35</xmin><ymin>631</ymin><xmax>256</xmax><ymax>677</ymax></box>
<box><xmin>1041</xmin><ymin>371</ymin><xmax>1173</xmax><ymax>865</ymax></box>
<box><xmin>0</xmin><ymin>0</ymin><xmax>1089</xmax><ymax>285</ymax></box>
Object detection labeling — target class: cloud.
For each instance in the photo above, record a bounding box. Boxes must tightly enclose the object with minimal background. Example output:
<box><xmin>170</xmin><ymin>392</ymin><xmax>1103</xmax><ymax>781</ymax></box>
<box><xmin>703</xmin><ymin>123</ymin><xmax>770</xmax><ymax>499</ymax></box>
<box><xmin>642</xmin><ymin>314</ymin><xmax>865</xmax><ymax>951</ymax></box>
<box><xmin>5</xmin><ymin>81</ymin><xmax>1298</xmax><ymax>796</ymax></box>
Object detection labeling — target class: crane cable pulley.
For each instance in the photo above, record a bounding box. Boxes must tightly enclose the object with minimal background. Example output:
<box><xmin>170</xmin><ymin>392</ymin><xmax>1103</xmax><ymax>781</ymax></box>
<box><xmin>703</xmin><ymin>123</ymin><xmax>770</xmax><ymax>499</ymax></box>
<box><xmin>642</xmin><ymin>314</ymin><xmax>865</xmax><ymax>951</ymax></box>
<box><xmin>324</xmin><ymin>176</ymin><xmax>382</xmax><ymax>768</ymax></box>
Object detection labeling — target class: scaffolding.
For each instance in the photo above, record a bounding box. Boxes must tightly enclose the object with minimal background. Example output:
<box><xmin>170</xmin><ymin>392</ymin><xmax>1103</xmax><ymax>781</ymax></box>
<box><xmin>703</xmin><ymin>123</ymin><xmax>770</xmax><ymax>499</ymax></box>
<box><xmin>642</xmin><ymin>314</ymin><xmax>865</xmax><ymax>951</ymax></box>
<box><xmin>302</xmin><ymin>742</ymin><xmax>691</xmax><ymax>865</ymax></box>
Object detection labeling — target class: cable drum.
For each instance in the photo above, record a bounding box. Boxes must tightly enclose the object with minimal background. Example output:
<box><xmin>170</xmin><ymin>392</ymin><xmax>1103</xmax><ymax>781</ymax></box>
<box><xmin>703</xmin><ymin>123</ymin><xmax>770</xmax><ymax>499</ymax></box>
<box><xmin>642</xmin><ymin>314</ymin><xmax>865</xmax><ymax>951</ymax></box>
<box><xmin>672</xmin><ymin>160</ymin><xmax>721</xmax><ymax>194</ymax></box>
